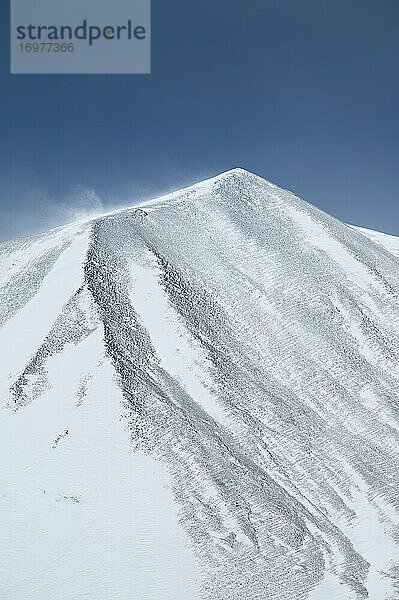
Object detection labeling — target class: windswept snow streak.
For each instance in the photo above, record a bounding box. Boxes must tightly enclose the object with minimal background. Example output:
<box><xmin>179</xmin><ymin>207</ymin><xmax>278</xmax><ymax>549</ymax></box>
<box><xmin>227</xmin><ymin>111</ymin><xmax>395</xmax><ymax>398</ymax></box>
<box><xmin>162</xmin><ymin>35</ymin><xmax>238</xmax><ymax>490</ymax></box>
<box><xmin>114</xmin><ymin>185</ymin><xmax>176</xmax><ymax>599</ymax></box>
<box><xmin>1</xmin><ymin>169</ymin><xmax>399</xmax><ymax>600</ymax></box>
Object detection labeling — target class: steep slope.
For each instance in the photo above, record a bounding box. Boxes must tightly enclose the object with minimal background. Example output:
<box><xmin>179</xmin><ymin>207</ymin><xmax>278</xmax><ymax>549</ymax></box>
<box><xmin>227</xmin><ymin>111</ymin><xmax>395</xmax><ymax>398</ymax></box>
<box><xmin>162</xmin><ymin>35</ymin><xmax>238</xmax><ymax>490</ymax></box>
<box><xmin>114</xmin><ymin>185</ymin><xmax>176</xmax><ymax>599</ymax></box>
<box><xmin>1</xmin><ymin>169</ymin><xmax>399</xmax><ymax>600</ymax></box>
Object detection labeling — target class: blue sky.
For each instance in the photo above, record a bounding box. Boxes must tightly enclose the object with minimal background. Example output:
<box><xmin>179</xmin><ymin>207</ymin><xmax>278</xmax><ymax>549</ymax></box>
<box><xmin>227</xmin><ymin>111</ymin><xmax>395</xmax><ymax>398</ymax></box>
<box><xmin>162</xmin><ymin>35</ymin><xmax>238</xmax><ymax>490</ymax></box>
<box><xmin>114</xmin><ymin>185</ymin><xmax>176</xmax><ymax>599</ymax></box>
<box><xmin>0</xmin><ymin>0</ymin><xmax>398</xmax><ymax>240</ymax></box>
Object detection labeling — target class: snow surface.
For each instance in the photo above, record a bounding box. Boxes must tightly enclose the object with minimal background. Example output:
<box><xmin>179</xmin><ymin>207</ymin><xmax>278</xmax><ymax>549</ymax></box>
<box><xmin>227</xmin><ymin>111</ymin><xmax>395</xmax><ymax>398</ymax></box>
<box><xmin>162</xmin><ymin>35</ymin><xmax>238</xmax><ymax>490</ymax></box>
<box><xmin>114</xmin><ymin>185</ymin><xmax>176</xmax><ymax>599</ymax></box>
<box><xmin>350</xmin><ymin>225</ymin><xmax>399</xmax><ymax>258</ymax></box>
<box><xmin>1</xmin><ymin>168</ymin><xmax>399</xmax><ymax>600</ymax></box>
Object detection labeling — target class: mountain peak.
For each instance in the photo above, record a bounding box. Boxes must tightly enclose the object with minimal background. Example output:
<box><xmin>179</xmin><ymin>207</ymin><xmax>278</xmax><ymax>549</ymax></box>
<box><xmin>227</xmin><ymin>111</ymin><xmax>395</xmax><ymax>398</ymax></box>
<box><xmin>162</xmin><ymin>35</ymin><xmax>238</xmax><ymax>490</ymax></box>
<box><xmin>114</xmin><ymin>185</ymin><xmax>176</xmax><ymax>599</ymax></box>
<box><xmin>204</xmin><ymin>167</ymin><xmax>265</xmax><ymax>186</ymax></box>
<box><xmin>128</xmin><ymin>167</ymin><xmax>275</xmax><ymax>216</ymax></box>
<box><xmin>216</xmin><ymin>167</ymin><xmax>253</xmax><ymax>177</ymax></box>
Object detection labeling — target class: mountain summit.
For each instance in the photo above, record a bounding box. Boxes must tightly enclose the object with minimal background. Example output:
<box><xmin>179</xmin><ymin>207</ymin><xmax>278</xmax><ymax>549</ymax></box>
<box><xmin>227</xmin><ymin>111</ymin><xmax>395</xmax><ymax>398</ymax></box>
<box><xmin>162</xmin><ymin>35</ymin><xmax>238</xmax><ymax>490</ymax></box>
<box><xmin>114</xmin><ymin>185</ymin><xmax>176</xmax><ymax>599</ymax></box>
<box><xmin>1</xmin><ymin>170</ymin><xmax>399</xmax><ymax>600</ymax></box>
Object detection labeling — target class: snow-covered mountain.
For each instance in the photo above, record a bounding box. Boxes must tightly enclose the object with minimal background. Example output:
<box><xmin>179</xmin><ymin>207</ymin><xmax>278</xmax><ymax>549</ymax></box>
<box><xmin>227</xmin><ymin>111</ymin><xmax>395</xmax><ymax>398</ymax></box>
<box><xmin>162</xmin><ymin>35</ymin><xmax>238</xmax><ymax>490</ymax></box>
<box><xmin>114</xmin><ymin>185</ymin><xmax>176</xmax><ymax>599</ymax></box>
<box><xmin>1</xmin><ymin>169</ymin><xmax>399</xmax><ymax>600</ymax></box>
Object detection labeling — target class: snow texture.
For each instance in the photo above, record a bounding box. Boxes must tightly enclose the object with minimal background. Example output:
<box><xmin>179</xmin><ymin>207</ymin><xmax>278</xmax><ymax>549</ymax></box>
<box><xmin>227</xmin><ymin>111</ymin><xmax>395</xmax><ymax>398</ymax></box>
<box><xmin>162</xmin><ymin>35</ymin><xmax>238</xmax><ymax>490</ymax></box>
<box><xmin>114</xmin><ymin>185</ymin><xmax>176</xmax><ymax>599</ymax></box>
<box><xmin>1</xmin><ymin>168</ymin><xmax>399</xmax><ymax>600</ymax></box>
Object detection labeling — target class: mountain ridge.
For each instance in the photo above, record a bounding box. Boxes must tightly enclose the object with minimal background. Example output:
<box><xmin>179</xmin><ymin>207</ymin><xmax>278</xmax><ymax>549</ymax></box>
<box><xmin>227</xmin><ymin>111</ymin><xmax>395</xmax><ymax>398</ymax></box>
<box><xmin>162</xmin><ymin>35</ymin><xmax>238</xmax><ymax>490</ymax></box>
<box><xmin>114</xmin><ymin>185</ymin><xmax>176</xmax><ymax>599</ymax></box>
<box><xmin>0</xmin><ymin>169</ymin><xmax>397</xmax><ymax>252</ymax></box>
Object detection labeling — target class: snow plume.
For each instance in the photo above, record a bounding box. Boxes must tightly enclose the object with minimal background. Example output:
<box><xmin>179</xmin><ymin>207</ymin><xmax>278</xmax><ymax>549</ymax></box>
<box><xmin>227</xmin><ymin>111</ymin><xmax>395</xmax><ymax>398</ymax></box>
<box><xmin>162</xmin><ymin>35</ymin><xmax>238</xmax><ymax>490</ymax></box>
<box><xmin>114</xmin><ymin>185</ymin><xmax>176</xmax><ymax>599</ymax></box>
<box><xmin>56</xmin><ymin>187</ymin><xmax>105</xmax><ymax>223</ymax></box>
<box><xmin>0</xmin><ymin>184</ymin><xmax>107</xmax><ymax>242</ymax></box>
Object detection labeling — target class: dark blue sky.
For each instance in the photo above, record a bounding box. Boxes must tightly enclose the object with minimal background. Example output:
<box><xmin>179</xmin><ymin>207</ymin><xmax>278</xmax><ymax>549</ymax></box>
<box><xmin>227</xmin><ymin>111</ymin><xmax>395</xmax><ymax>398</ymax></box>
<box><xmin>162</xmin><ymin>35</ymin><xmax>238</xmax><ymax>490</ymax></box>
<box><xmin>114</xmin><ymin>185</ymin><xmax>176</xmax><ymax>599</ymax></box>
<box><xmin>1</xmin><ymin>0</ymin><xmax>398</xmax><ymax>240</ymax></box>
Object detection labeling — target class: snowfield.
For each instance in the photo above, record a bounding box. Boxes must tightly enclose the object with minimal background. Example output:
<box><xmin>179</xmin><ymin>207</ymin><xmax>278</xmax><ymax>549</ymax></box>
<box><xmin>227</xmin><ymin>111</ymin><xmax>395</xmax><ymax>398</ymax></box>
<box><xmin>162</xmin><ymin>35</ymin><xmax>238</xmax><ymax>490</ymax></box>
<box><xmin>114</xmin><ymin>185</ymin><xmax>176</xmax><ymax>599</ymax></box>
<box><xmin>0</xmin><ymin>169</ymin><xmax>399</xmax><ymax>600</ymax></box>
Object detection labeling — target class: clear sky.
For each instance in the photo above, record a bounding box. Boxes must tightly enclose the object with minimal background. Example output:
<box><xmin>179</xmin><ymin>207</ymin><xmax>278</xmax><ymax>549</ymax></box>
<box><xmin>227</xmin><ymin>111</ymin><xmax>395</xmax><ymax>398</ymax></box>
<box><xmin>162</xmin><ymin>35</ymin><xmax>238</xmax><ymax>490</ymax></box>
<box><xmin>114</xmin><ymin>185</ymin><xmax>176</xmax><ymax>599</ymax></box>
<box><xmin>0</xmin><ymin>0</ymin><xmax>398</xmax><ymax>241</ymax></box>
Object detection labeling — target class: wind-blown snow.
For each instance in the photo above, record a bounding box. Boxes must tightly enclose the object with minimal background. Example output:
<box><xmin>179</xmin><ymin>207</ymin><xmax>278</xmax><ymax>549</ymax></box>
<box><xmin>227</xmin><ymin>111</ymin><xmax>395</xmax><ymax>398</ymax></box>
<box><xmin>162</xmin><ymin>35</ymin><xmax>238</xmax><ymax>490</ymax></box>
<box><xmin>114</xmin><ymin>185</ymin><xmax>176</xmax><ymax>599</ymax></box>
<box><xmin>1</xmin><ymin>169</ymin><xmax>399</xmax><ymax>600</ymax></box>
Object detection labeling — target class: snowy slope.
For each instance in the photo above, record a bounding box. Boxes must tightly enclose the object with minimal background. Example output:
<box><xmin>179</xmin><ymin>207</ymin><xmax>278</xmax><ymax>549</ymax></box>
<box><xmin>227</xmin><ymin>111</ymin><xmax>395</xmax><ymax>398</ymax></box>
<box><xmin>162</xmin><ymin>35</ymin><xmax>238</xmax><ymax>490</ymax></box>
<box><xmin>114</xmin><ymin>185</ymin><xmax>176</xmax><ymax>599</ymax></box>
<box><xmin>1</xmin><ymin>169</ymin><xmax>399</xmax><ymax>600</ymax></box>
<box><xmin>350</xmin><ymin>225</ymin><xmax>399</xmax><ymax>258</ymax></box>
